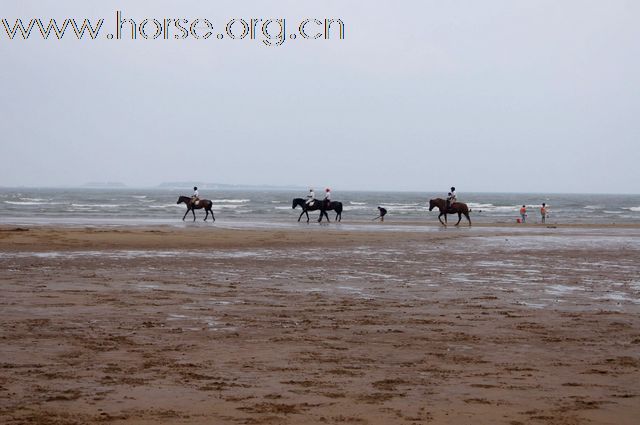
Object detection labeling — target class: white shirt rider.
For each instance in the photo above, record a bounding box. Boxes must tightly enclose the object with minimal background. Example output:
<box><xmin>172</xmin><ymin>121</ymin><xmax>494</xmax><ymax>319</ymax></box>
<box><xmin>324</xmin><ymin>189</ymin><xmax>331</xmax><ymax>202</ymax></box>
<box><xmin>192</xmin><ymin>187</ymin><xmax>200</xmax><ymax>205</ymax></box>
<box><xmin>306</xmin><ymin>189</ymin><xmax>315</xmax><ymax>205</ymax></box>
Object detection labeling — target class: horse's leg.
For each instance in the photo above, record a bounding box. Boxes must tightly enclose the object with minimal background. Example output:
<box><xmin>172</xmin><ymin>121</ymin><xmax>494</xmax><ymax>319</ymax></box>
<box><xmin>455</xmin><ymin>212</ymin><xmax>462</xmax><ymax>226</ymax></box>
<box><xmin>319</xmin><ymin>211</ymin><xmax>329</xmax><ymax>223</ymax></box>
<box><xmin>298</xmin><ymin>210</ymin><xmax>304</xmax><ymax>222</ymax></box>
<box><xmin>204</xmin><ymin>209</ymin><xmax>209</xmax><ymax>221</ymax></box>
<box><xmin>465</xmin><ymin>211</ymin><xmax>471</xmax><ymax>226</ymax></box>
<box><xmin>192</xmin><ymin>208</ymin><xmax>196</xmax><ymax>222</ymax></box>
<box><xmin>211</xmin><ymin>209</ymin><xmax>215</xmax><ymax>222</ymax></box>
<box><xmin>182</xmin><ymin>208</ymin><xmax>189</xmax><ymax>221</ymax></box>
<box><xmin>438</xmin><ymin>212</ymin><xmax>447</xmax><ymax>226</ymax></box>
<box><xmin>306</xmin><ymin>211</ymin><xmax>310</xmax><ymax>223</ymax></box>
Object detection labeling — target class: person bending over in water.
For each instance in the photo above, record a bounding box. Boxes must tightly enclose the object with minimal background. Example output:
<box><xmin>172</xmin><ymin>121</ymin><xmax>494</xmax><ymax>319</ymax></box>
<box><xmin>375</xmin><ymin>206</ymin><xmax>387</xmax><ymax>222</ymax></box>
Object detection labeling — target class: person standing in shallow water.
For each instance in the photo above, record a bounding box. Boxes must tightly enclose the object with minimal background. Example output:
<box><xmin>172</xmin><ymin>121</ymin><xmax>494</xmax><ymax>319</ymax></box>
<box><xmin>540</xmin><ymin>203</ymin><xmax>548</xmax><ymax>224</ymax></box>
<box><xmin>520</xmin><ymin>205</ymin><xmax>527</xmax><ymax>223</ymax></box>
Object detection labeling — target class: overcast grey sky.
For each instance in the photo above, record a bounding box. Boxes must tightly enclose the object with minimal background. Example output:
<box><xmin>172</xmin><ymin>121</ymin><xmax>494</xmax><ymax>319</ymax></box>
<box><xmin>1</xmin><ymin>1</ymin><xmax>638</xmax><ymax>193</ymax></box>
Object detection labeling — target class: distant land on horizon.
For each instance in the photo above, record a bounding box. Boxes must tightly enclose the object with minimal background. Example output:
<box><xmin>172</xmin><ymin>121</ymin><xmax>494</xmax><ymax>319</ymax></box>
<box><xmin>156</xmin><ymin>182</ymin><xmax>306</xmax><ymax>191</ymax></box>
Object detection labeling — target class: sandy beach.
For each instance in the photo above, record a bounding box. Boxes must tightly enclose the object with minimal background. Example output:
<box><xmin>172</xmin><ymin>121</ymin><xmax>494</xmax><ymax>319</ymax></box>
<box><xmin>1</xmin><ymin>224</ymin><xmax>639</xmax><ymax>424</ymax></box>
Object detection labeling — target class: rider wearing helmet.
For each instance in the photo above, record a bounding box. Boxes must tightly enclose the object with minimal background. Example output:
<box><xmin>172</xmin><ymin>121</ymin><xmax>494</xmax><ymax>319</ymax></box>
<box><xmin>324</xmin><ymin>188</ymin><xmax>331</xmax><ymax>209</ymax></box>
<box><xmin>446</xmin><ymin>186</ymin><xmax>457</xmax><ymax>211</ymax></box>
<box><xmin>306</xmin><ymin>188</ymin><xmax>315</xmax><ymax>206</ymax></box>
<box><xmin>191</xmin><ymin>186</ymin><xmax>200</xmax><ymax>205</ymax></box>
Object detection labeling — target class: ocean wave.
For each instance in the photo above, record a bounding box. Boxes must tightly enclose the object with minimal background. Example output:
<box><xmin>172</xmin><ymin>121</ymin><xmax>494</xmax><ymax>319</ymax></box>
<box><xmin>603</xmin><ymin>210</ymin><xmax>623</xmax><ymax>214</ymax></box>
<box><xmin>349</xmin><ymin>201</ymin><xmax>367</xmax><ymax>205</ymax></box>
<box><xmin>149</xmin><ymin>204</ymin><xmax>184</xmax><ymax>209</ymax></box>
<box><xmin>213</xmin><ymin>199</ymin><xmax>250</xmax><ymax>203</ymax></box>
<box><xmin>466</xmin><ymin>202</ymin><xmax>493</xmax><ymax>208</ymax></box>
<box><xmin>584</xmin><ymin>205</ymin><xmax>604</xmax><ymax>210</ymax></box>
<box><xmin>623</xmin><ymin>206</ymin><xmax>640</xmax><ymax>212</ymax></box>
<box><xmin>71</xmin><ymin>204</ymin><xmax>122</xmax><ymax>208</ymax></box>
<box><xmin>467</xmin><ymin>203</ymin><xmax>519</xmax><ymax>212</ymax></box>
<box><xmin>131</xmin><ymin>195</ymin><xmax>147</xmax><ymax>199</ymax></box>
<box><xmin>5</xmin><ymin>201</ymin><xmax>64</xmax><ymax>206</ymax></box>
<box><xmin>384</xmin><ymin>202</ymin><xmax>421</xmax><ymax>206</ymax></box>
<box><xmin>20</xmin><ymin>197</ymin><xmax>47</xmax><ymax>202</ymax></box>
<box><xmin>212</xmin><ymin>204</ymin><xmax>245</xmax><ymax>209</ymax></box>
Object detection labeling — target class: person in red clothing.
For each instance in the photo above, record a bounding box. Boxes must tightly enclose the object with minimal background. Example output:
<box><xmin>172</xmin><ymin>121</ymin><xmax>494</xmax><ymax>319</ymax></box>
<box><xmin>540</xmin><ymin>203</ymin><xmax>548</xmax><ymax>224</ymax></box>
<box><xmin>519</xmin><ymin>205</ymin><xmax>527</xmax><ymax>223</ymax></box>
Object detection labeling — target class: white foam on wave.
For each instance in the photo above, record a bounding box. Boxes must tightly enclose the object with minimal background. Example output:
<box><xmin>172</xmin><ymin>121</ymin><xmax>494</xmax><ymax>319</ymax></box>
<box><xmin>349</xmin><ymin>201</ymin><xmax>367</xmax><ymax>205</ymax></box>
<box><xmin>603</xmin><ymin>210</ymin><xmax>622</xmax><ymax>214</ymax></box>
<box><xmin>584</xmin><ymin>205</ymin><xmax>604</xmax><ymax>210</ymax></box>
<box><xmin>622</xmin><ymin>206</ymin><xmax>640</xmax><ymax>212</ymax></box>
<box><xmin>467</xmin><ymin>203</ymin><xmax>519</xmax><ymax>212</ymax></box>
<box><xmin>212</xmin><ymin>204</ymin><xmax>246</xmax><ymax>209</ymax></box>
<box><xmin>71</xmin><ymin>204</ymin><xmax>122</xmax><ymax>208</ymax></box>
<box><xmin>213</xmin><ymin>199</ymin><xmax>250</xmax><ymax>203</ymax></box>
<box><xmin>385</xmin><ymin>202</ymin><xmax>422</xmax><ymax>206</ymax></box>
<box><xmin>343</xmin><ymin>205</ymin><xmax>370</xmax><ymax>211</ymax></box>
<box><xmin>5</xmin><ymin>201</ymin><xmax>65</xmax><ymax>206</ymax></box>
<box><xmin>149</xmin><ymin>204</ymin><xmax>184</xmax><ymax>209</ymax></box>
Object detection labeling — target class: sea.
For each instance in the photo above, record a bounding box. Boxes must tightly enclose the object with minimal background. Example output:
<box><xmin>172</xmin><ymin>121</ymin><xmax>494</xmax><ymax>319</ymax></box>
<box><xmin>1</xmin><ymin>188</ymin><xmax>639</xmax><ymax>228</ymax></box>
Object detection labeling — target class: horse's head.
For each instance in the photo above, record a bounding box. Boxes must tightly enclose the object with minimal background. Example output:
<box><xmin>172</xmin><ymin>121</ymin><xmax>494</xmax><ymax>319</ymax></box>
<box><xmin>177</xmin><ymin>196</ymin><xmax>187</xmax><ymax>205</ymax></box>
<box><xmin>292</xmin><ymin>198</ymin><xmax>300</xmax><ymax>209</ymax></box>
<box><xmin>428</xmin><ymin>199</ymin><xmax>435</xmax><ymax>211</ymax></box>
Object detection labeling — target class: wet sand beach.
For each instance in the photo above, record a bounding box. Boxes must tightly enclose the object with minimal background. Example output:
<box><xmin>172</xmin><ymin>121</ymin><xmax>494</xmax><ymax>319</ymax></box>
<box><xmin>1</xmin><ymin>224</ymin><xmax>639</xmax><ymax>424</ymax></box>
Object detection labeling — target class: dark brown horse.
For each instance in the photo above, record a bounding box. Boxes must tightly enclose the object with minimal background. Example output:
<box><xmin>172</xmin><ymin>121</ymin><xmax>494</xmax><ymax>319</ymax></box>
<box><xmin>428</xmin><ymin>198</ymin><xmax>471</xmax><ymax>226</ymax></box>
<box><xmin>292</xmin><ymin>198</ymin><xmax>343</xmax><ymax>223</ymax></box>
<box><xmin>177</xmin><ymin>196</ymin><xmax>215</xmax><ymax>222</ymax></box>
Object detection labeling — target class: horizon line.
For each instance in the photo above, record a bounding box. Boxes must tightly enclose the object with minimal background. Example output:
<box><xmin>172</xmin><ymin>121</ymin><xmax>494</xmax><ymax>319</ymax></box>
<box><xmin>0</xmin><ymin>185</ymin><xmax>638</xmax><ymax>196</ymax></box>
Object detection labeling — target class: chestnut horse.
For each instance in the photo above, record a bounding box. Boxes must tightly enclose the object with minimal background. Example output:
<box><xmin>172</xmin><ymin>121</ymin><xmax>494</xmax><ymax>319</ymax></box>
<box><xmin>428</xmin><ymin>198</ymin><xmax>471</xmax><ymax>226</ymax></box>
<box><xmin>177</xmin><ymin>196</ymin><xmax>215</xmax><ymax>222</ymax></box>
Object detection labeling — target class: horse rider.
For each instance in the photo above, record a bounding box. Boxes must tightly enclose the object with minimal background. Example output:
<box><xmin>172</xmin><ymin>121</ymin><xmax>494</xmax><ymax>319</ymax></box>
<box><xmin>324</xmin><ymin>188</ymin><xmax>331</xmax><ymax>209</ymax></box>
<box><xmin>191</xmin><ymin>186</ymin><xmax>200</xmax><ymax>206</ymax></box>
<box><xmin>305</xmin><ymin>188</ymin><xmax>315</xmax><ymax>207</ymax></box>
<box><xmin>446</xmin><ymin>186</ymin><xmax>457</xmax><ymax>211</ymax></box>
